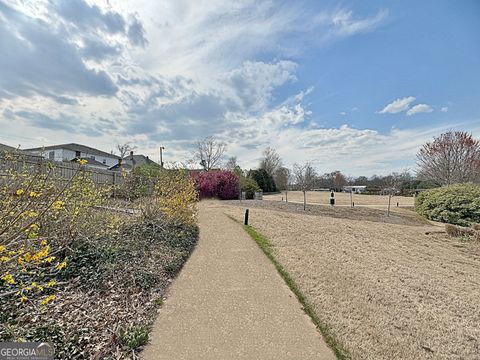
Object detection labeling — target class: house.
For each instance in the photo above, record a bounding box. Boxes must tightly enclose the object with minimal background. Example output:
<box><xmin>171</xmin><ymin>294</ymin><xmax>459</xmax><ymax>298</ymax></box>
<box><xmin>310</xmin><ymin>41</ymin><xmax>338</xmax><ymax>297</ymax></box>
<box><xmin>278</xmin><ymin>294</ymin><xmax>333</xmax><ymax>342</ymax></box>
<box><xmin>25</xmin><ymin>143</ymin><xmax>120</xmax><ymax>168</ymax></box>
<box><xmin>123</xmin><ymin>151</ymin><xmax>158</xmax><ymax>168</ymax></box>
<box><xmin>109</xmin><ymin>151</ymin><xmax>159</xmax><ymax>172</ymax></box>
<box><xmin>0</xmin><ymin>142</ymin><xmax>16</xmax><ymax>152</ymax></box>
<box><xmin>0</xmin><ymin>142</ymin><xmax>43</xmax><ymax>160</ymax></box>
<box><xmin>343</xmin><ymin>185</ymin><xmax>367</xmax><ymax>194</ymax></box>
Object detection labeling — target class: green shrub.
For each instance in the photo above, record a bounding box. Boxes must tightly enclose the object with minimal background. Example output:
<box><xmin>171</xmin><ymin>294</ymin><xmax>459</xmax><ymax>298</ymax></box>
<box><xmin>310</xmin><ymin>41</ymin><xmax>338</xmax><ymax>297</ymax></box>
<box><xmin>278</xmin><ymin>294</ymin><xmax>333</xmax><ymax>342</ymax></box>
<box><xmin>119</xmin><ymin>324</ymin><xmax>149</xmax><ymax>349</ymax></box>
<box><xmin>415</xmin><ymin>183</ymin><xmax>480</xmax><ymax>225</ymax></box>
<box><xmin>241</xmin><ymin>177</ymin><xmax>260</xmax><ymax>199</ymax></box>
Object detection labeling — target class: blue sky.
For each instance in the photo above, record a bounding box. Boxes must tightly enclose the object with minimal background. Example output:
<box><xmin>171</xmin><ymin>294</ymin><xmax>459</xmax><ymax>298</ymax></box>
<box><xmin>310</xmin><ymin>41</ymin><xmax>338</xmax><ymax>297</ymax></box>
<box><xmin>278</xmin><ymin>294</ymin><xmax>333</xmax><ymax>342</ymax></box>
<box><xmin>0</xmin><ymin>0</ymin><xmax>479</xmax><ymax>175</ymax></box>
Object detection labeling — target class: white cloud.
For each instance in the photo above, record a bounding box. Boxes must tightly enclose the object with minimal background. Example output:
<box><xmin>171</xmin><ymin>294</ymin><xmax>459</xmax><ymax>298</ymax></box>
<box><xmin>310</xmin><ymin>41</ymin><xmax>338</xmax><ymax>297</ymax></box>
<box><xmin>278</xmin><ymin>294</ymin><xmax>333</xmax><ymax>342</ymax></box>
<box><xmin>441</xmin><ymin>106</ymin><xmax>449</xmax><ymax>112</ymax></box>
<box><xmin>378</xmin><ymin>96</ymin><xmax>416</xmax><ymax>114</ymax></box>
<box><xmin>9</xmin><ymin>0</ymin><xmax>463</xmax><ymax>176</ymax></box>
<box><xmin>406</xmin><ymin>103</ymin><xmax>433</xmax><ymax>116</ymax></box>
<box><xmin>340</xmin><ymin>111</ymin><xmax>347</xmax><ymax>116</ymax></box>
<box><xmin>222</xmin><ymin>60</ymin><xmax>298</xmax><ymax>112</ymax></box>
<box><xmin>316</xmin><ymin>9</ymin><xmax>388</xmax><ymax>38</ymax></box>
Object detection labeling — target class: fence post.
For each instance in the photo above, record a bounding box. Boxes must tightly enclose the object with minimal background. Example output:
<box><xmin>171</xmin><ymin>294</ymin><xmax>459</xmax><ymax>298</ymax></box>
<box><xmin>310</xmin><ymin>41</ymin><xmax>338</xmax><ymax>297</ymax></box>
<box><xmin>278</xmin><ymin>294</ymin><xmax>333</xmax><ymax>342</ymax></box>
<box><xmin>244</xmin><ymin>209</ymin><xmax>249</xmax><ymax>225</ymax></box>
<box><xmin>112</xmin><ymin>172</ymin><xmax>116</xmax><ymax>198</ymax></box>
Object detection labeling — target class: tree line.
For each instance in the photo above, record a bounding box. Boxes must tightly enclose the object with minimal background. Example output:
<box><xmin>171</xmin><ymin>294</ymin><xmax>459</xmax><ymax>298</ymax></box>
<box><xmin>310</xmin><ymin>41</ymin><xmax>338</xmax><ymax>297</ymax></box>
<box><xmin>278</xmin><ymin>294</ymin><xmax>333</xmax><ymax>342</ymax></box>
<box><xmin>192</xmin><ymin>130</ymin><xmax>480</xmax><ymax>196</ymax></box>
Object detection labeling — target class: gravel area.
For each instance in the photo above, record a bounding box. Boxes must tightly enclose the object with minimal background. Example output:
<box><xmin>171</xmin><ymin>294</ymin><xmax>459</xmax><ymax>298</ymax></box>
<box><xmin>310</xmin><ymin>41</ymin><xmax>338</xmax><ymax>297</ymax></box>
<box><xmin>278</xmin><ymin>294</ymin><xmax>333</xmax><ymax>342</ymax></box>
<box><xmin>220</xmin><ymin>200</ymin><xmax>480</xmax><ymax>360</ymax></box>
<box><xmin>225</xmin><ymin>199</ymin><xmax>428</xmax><ymax>226</ymax></box>
<box><xmin>265</xmin><ymin>191</ymin><xmax>415</xmax><ymax>209</ymax></box>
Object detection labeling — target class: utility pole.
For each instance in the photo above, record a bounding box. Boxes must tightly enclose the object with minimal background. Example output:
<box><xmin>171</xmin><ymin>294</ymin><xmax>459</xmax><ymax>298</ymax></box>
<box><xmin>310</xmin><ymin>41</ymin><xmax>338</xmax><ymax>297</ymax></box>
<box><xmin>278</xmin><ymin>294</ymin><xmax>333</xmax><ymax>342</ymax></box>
<box><xmin>159</xmin><ymin>146</ymin><xmax>165</xmax><ymax>168</ymax></box>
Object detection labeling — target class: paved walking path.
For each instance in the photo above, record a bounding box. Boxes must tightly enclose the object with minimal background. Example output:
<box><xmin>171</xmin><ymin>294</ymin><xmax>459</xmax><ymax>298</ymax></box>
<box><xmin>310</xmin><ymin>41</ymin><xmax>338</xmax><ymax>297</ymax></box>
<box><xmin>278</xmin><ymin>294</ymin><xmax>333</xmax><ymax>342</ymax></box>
<box><xmin>142</xmin><ymin>201</ymin><xmax>336</xmax><ymax>360</ymax></box>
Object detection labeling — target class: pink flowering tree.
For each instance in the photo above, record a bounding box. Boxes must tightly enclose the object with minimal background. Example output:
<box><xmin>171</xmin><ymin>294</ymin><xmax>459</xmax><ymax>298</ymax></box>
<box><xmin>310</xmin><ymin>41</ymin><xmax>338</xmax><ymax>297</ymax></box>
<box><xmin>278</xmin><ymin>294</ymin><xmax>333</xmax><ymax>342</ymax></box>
<box><xmin>192</xmin><ymin>171</ymin><xmax>240</xmax><ymax>200</ymax></box>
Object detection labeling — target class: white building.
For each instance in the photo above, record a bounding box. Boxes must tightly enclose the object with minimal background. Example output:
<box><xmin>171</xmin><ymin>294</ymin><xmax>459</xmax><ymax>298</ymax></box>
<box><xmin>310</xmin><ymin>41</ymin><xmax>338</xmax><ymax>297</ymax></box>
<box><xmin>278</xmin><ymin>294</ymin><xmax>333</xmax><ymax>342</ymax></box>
<box><xmin>343</xmin><ymin>185</ymin><xmax>367</xmax><ymax>194</ymax></box>
<box><xmin>25</xmin><ymin>143</ymin><xmax>120</xmax><ymax>169</ymax></box>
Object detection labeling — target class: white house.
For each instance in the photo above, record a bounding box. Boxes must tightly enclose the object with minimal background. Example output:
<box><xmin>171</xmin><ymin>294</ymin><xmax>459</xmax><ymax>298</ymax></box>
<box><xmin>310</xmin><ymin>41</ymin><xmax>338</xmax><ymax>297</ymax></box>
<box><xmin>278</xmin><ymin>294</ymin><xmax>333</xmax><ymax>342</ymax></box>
<box><xmin>25</xmin><ymin>143</ymin><xmax>120</xmax><ymax>169</ymax></box>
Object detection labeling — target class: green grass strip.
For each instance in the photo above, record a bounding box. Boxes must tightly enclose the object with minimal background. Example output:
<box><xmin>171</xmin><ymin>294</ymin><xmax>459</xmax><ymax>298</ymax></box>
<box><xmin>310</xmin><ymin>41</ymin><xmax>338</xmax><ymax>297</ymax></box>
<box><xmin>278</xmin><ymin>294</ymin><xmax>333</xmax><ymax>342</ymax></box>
<box><xmin>227</xmin><ymin>214</ymin><xmax>349</xmax><ymax>360</ymax></box>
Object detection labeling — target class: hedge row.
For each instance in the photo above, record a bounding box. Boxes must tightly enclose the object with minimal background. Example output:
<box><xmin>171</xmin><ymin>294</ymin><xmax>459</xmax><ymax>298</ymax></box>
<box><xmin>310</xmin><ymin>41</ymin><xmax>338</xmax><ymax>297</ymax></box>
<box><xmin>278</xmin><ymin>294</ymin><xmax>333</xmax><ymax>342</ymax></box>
<box><xmin>415</xmin><ymin>183</ymin><xmax>480</xmax><ymax>226</ymax></box>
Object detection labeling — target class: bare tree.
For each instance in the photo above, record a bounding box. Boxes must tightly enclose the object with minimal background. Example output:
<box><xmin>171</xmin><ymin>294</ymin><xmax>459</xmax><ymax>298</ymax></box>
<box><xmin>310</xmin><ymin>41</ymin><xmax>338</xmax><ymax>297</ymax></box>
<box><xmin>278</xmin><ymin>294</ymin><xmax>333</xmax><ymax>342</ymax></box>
<box><xmin>194</xmin><ymin>136</ymin><xmax>227</xmax><ymax>171</ymax></box>
<box><xmin>274</xmin><ymin>167</ymin><xmax>290</xmax><ymax>191</ymax></box>
<box><xmin>385</xmin><ymin>173</ymin><xmax>403</xmax><ymax>217</ymax></box>
<box><xmin>260</xmin><ymin>147</ymin><xmax>282</xmax><ymax>177</ymax></box>
<box><xmin>293</xmin><ymin>162</ymin><xmax>317</xmax><ymax>210</ymax></box>
<box><xmin>417</xmin><ymin>131</ymin><xmax>480</xmax><ymax>185</ymax></box>
<box><xmin>116</xmin><ymin>143</ymin><xmax>136</xmax><ymax>158</ymax></box>
<box><xmin>332</xmin><ymin>171</ymin><xmax>347</xmax><ymax>191</ymax></box>
<box><xmin>225</xmin><ymin>156</ymin><xmax>238</xmax><ymax>171</ymax></box>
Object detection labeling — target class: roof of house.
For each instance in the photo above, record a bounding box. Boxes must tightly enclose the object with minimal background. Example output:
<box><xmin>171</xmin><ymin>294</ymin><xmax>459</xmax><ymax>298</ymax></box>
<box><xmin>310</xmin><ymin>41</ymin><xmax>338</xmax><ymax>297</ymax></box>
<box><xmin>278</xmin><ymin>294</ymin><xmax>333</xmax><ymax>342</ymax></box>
<box><xmin>0</xmin><ymin>142</ymin><xmax>43</xmax><ymax>158</ymax></box>
<box><xmin>0</xmin><ymin>143</ymin><xmax>17</xmax><ymax>152</ymax></box>
<box><xmin>25</xmin><ymin>143</ymin><xmax>121</xmax><ymax>159</ymax></box>
<box><xmin>123</xmin><ymin>154</ymin><xmax>158</xmax><ymax>166</ymax></box>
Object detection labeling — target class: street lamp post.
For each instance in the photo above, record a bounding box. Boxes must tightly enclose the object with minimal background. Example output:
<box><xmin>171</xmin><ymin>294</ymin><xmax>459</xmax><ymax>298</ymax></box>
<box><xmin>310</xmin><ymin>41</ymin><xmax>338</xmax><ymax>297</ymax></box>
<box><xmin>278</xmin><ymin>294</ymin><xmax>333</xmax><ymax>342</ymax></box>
<box><xmin>159</xmin><ymin>146</ymin><xmax>165</xmax><ymax>168</ymax></box>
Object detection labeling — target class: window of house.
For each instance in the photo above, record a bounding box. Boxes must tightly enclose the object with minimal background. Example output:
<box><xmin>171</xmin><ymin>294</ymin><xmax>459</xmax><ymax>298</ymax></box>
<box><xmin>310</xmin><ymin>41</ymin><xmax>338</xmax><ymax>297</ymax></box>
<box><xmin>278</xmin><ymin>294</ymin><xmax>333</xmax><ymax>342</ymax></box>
<box><xmin>102</xmin><ymin>159</ymin><xmax>106</xmax><ymax>164</ymax></box>
<box><xmin>90</xmin><ymin>155</ymin><xmax>95</xmax><ymax>160</ymax></box>
<box><xmin>48</xmin><ymin>151</ymin><xmax>55</xmax><ymax>160</ymax></box>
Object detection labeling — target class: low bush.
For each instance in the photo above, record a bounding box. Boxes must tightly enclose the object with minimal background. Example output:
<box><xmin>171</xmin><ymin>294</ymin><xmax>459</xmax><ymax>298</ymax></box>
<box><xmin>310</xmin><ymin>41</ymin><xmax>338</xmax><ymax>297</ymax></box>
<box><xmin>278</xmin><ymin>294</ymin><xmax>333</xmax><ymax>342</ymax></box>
<box><xmin>153</xmin><ymin>169</ymin><xmax>198</xmax><ymax>223</ymax></box>
<box><xmin>119</xmin><ymin>324</ymin><xmax>149</xmax><ymax>350</ymax></box>
<box><xmin>416</xmin><ymin>183</ymin><xmax>480</xmax><ymax>226</ymax></box>
<box><xmin>445</xmin><ymin>223</ymin><xmax>476</xmax><ymax>237</ymax></box>
<box><xmin>1</xmin><ymin>212</ymin><xmax>199</xmax><ymax>358</ymax></box>
<box><xmin>192</xmin><ymin>170</ymin><xmax>240</xmax><ymax>200</ymax></box>
<box><xmin>241</xmin><ymin>177</ymin><xmax>260</xmax><ymax>199</ymax></box>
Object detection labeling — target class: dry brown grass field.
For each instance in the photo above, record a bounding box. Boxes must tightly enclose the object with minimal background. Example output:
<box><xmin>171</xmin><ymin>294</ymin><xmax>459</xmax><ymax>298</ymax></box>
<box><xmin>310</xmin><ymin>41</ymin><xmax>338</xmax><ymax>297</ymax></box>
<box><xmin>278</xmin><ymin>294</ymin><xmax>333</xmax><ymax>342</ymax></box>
<box><xmin>265</xmin><ymin>191</ymin><xmax>415</xmax><ymax>210</ymax></box>
<box><xmin>220</xmin><ymin>200</ymin><xmax>480</xmax><ymax>360</ymax></box>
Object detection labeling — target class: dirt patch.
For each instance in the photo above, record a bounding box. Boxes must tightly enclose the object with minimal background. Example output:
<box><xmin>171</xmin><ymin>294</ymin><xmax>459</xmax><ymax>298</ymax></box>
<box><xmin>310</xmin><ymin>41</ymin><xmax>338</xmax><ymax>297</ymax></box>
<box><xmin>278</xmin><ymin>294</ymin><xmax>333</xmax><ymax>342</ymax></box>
<box><xmin>219</xmin><ymin>202</ymin><xmax>480</xmax><ymax>360</ymax></box>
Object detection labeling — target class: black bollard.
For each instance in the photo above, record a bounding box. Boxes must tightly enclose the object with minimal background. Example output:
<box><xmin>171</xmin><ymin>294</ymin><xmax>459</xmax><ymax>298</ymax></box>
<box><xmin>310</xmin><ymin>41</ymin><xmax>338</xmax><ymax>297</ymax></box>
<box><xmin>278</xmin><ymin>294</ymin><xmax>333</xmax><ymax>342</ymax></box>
<box><xmin>244</xmin><ymin>209</ymin><xmax>249</xmax><ymax>225</ymax></box>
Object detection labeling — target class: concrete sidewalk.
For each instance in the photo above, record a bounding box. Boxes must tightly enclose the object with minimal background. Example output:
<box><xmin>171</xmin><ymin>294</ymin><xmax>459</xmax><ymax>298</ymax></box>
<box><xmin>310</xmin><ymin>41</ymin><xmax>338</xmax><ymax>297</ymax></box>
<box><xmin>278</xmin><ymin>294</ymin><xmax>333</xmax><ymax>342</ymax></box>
<box><xmin>142</xmin><ymin>201</ymin><xmax>336</xmax><ymax>360</ymax></box>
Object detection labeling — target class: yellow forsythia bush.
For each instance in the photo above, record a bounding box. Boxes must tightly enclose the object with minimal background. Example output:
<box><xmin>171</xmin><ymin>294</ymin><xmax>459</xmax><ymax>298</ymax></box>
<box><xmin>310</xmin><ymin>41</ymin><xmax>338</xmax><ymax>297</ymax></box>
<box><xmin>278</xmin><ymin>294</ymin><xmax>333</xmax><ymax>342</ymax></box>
<box><xmin>153</xmin><ymin>169</ymin><xmax>198</xmax><ymax>224</ymax></box>
<box><xmin>0</xmin><ymin>154</ymin><xmax>110</xmax><ymax>305</ymax></box>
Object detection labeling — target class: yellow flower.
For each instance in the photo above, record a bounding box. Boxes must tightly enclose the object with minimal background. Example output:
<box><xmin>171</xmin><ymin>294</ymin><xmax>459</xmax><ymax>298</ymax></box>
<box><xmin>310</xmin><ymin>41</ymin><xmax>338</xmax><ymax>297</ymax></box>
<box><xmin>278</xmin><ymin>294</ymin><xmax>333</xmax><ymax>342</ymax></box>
<box><xmin>55</xmin><ymin>259</ymin><xmax>67</xmax><ymax>270</ymax></box>
<box><xmin>32</xmin><ymin>246</ymin><xmax>49</xmax><ymax>261</ymax></box>
<box><xmin>16</xmin><ymin>189</ymin><xmax>24</xmax><ymax>196</ymax></box>
<box><xmin>1</xmin><ymin>256</ymin><xmax>10</xmax><ymax>262</ymax></box>
<box><xmin>30</xmin><ymin>223</ymin><xmax>39</xmax><ymax>232</ymax></box>
<box><xmin>0</xmin><ymin>245</ymin><xmax>5</xmax><ymax>252</ymax></box>
<box><xmin>47</xmin><ymin>280</ymin><xmax>57</xmax><ymax>287</ymax></box>
<box><xmin>52</xmin><ymin>200</ymin><xmax>65</xmax><ymax>210</ymax></box>
<box><xmin>19</xmin><ymin>296</ymin><xmax>28</xmax><ymax>303</ymax></box>
<box><xmin>29</xmin><ymin>191</ymin><xmax>42</xmax><ymax>197</ymax></box>
<box><xmin>40</xmin><ymin>295</ymin><xmax>56</xmax><ymax>306</ymax></box>
<box><xmin>78</xmin><ymin>159</ymin><xmax>88</xmax><ymax>165</ymax></box>
<box><xmin>40</xmin><ymin>239</ymin><xmax>48</xmax><ymax>246</ymax></box>
<box><xmin>1</xmin><ymin>272</ymin><xmax>15</xmax><ymax>285</ymax></box>
<box><xmin>43</xmin><ymin>256</ymin><xmax>56</xmax><ymax>263</ymax></box>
